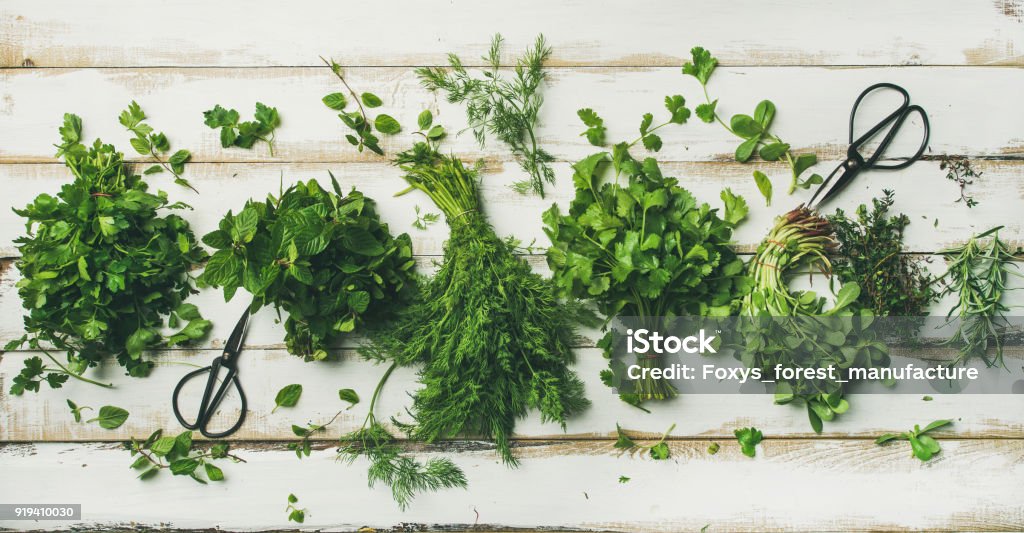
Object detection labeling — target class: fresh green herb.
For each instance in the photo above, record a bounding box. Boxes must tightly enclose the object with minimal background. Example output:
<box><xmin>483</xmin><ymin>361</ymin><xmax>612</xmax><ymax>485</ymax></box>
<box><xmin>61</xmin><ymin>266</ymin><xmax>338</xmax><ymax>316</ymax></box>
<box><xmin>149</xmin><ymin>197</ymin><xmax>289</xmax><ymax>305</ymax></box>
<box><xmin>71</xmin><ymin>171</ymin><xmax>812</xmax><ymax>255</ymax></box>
<box><xmin>320</xmin><ymin>57</ymin><xmax>402</xmax><ymax>155</ymax></box>
<box><xmin>273</xmin><ymin>384</ymin><xmax>302</xmax><ymax>413</ymax></box>
<box><xmin>197</xmin><ymin>176</ymin><xmax>416</xmax><ymax>360</ymax></box>
<box><xmin>738</xmin><ymin>208</ymin><xmax>887</xmax><ymax>432</ymax></box>
<box><xmin>285</xmin><ymin>493</ymin><xmax>306</xmax><ymax>523</ymax></box>
<box><xmin>545</xmin><ymin>110</ymin><xmax>748</xmax><ymax>408</ymax></box>
<box><xmin>613</xmin><ymin>423</ymin><xmax>676</xmax><ymax>460</ymax></box>
<box><xmin>338</xmin><ymin>363</ymin><xmax>467</xmax><ymax>509</ymax></box>
<box><xmin>939</xmin><ymin>155</ymin><xmax>980</xmax><ymax>208</ymax></box>
<box><xmin>202</xmin><ymin>103</ymin><xmax>280</xmax><ymax>156</ymax></box>
<box><xmin>734</xmin><ymin>427</ymin><xmax>763</xmax><ymax>458</ymax></box>
<box><xmin>707</xmin><ymin>442</ymin><xmax>720</xmax><ymax>455</ymax></box>
<box><xmin>118</xmin><ymin>101</ymin><xmax>196</xmax><ymax>193</ymax></box>
<box><xmin>66</xmin><ymin>399</ymin><xmax>92</xmax><ymax>422</ymax></box>
<box><xmin>412</xmin><ymin>205</ymin><xmax>440</xmax><ymax>230</ymax></box>
<box><xmin>875</xmin><ymin>419</ymin><xmax>953</xmax><ymax>461</ymax></box>
<box><xmin>87</xmin><ymin>405</ymin><xmax>130</xmax><ymax>429</ymax></box>
<box><xmin>338</xmin><ymin>388</ymin><xmax>360</xmax><ymax>408</ymax></box>
<box><xmin>362</xmin><ymin>121</ymin><xmax>592</xmax><ymax>467</ymax></box>
<box><xmin>923</xmin><ymin>395</ymin><xmax>933</xmax><ymax>401</ymax></box>
<box><xmin>289</xmin><ymin>411</ymin><xmax>342</xmax><ymax>459</ymax></box>
<box><xmin>683</xmin><ymin>47</ymin><xmax>822</xmax><ymax>196</ymax></box>
<box><xmin>6</xmin><ymin>114</ymin><xmax>210</xmax><ymax>395</ymax></box>
<box><xmin>578</xmin><ymin>108</ymin><xmax>607</xmax><ymax>147</ymax></box>
<box><xmin>938</xmin><ymin>226</ymin><xmax>1020</xmax><ymax>367</ymax></box>
<box><xmin>127</xmin><ymin>429</ymin><xmax>243</xmax><ymax>483</ymax></box>
<box><xmin>829</xmin><ymin>191</ymin><xmax>939</xmax><ymax>316</ymax></box>
<box><xmin>416</xmin><ymin>34</ymin><xmax>556</xmax><ymax>197</ymax></box>
<box><xmin>618</xmin><ymin>475</ymin><xmax>631</xmax><ymax>483</ymax></box>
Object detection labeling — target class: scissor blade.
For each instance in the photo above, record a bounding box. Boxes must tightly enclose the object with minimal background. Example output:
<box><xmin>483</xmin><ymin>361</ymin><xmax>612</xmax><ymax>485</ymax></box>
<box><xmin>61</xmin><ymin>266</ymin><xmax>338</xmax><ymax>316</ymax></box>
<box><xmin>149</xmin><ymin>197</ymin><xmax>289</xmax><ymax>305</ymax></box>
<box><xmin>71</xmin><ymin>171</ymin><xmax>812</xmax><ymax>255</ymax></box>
<box><xmin>223</xmin><ymin>310</ymin><xmax>250</xmax><ymax>358</ymax></box>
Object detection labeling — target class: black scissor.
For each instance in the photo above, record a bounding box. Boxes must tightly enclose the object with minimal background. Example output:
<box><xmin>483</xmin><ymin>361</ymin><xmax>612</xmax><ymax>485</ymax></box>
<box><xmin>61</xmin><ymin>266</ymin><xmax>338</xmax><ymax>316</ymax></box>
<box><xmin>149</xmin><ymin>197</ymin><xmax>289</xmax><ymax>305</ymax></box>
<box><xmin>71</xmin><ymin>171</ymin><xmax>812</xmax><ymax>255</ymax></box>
<box><xmin>807</xmin><ymin>82</ymin><xmax>930</xmax><ymax>210</ymax></box>
<box><xmin>172</xmin><ymin>309</ymin><xmax>250</xmax><ymax>438</ymax></box>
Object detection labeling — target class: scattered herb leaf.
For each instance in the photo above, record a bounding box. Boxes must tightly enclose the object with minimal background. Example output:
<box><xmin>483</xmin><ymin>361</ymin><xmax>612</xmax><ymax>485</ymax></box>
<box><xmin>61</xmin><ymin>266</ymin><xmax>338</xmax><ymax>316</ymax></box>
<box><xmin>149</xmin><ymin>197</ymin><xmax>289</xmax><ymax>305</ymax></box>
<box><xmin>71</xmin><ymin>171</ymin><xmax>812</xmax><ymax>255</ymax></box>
<box><xmin>273</xmin><ymin>384</ymin><xmax>303</xmax><ymax>413</ymax></box>
<box><xmin>875</xmin><ymin>419</ymin><xmax>952</xmax><ymax>461</ymax></box>
<box><xmin>202</xmin><ymin>103</ymin><xmax>280</xmax><ymax>156</ymax></box>
<box><xmin>734</xmin><ymin>427</ymin><xmax>763</xmax><ymax>458</ymax></box>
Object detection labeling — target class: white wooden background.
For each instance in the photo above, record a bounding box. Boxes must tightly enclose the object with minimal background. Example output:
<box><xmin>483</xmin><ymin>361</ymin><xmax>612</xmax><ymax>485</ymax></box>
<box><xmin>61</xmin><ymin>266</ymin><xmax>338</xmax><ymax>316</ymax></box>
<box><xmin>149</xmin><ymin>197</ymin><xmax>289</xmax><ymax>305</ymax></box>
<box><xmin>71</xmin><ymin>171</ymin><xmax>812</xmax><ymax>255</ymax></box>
<box><xmin>1</xmin><ymin>1</ymin><xmax>1023</xmax><ymax>531</ymax></box>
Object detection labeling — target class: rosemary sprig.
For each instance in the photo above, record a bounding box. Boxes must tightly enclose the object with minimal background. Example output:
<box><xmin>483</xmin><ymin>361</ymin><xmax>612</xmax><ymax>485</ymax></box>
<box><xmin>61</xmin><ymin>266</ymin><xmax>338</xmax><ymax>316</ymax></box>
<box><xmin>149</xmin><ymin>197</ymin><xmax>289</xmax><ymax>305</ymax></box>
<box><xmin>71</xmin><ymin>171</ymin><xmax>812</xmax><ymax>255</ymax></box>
<box><xmin>938</xmin><ymin>226</ymin><xmax>1020</xmax><ymax>367</ymax></box>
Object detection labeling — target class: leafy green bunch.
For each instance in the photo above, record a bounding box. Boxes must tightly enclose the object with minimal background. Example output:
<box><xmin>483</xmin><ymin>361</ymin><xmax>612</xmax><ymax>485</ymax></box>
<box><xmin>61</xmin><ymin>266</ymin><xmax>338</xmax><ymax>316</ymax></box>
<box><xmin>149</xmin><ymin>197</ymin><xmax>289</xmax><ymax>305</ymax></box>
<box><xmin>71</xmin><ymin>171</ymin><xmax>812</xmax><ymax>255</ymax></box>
<box><xmin>683</xmin><ymin>47</ymin><xmax>821</xmax><ymax>203</ymax></box>
<box><xmin>362</xmin><ymin>126</ymin><xmax>591</xmax><ymax>466</ymax></box>
<box><xmin>938</xmin><ymin>226</ymin><xmax>1020</xmax><ymax>367</ymax></box>
<box><xmin>7</xmin><ymin>114</ymin><xmax>211</xmax><ymax>395</ymax></box>
<box><xmin>829</xmin><ymin>191</ymin><xmax>939</xmax><ymax>316</ymax></box>
<box><xmin>119</xmin><ymin>101</ymin><xmax>196</xmax><ymax>193</ymax></box>
<box><xmin>545</xmin><ymin>112</ymin><xmax>750</xmax><ymax>407</ymax></box>
<box><xmin>202</xmin><ymin>102</ymin><xmax>280</xmax><ymax>156</ymax></box>
<box><xmin>127</xmin><ymin>429</ymin><xmax>244</xmax><ymax>483</ymax></box>
<box><xmin>738</xmin><ymin>208</ymin><xmax>887</xmax><ymax>431</ymax></box>
<box><xmin>417</xmin><ymin>34</ymin><xmax>556</xmax><ymax>197</ymax></box>
<box><xmin>198</xmin><ymin>177</ymin><xmax>416</xmax><ymax>360</ymax></box>
<box><xmin>320</xmin><ymin>57</ymin><xmax>403</xmax><ymax>155</ymax></box>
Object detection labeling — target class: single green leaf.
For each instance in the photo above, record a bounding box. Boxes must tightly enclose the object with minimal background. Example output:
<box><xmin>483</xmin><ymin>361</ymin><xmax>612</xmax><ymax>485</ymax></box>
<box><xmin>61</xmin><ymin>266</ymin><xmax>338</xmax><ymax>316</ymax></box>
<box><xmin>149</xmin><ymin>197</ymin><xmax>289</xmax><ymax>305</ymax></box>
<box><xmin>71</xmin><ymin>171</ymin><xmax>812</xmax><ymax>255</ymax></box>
<box><xmin>361</xmin><ymin>92</ymin><xmax>383</xmax><ymax>108</ymax></box>
<box><xmin>374</xmin><ymin>114</ymin><xmax>401</xmax><ymax>135</ymax></box>
<box><xmin>752</xmin><ymin>170</ymin><xmax>772</xmax><ymax>205</ymax></box>
<box><xmin>758</xmin><ymin>142</ymin><xmax>790</xmax><ymax>161</ymax></box>
<box><xmin>274</xmin><ymin>384</ymin><xmax>303</xmax><ymax>412</ymax></box>
<box><xmin>417</xmin><ymin>109</ymin><xmax>433</xmax><ymax>130</ymax></box>
<box><xmin>87</xmin><ymin>405</ymin><xmax>129</xmax><ymax>429</ymax></box>
<box><xmin>338</xmin><ymin>388</ymin><xmax>360</xmax><ymax>408</ymax></box>
<box><xmin>322</xmin><ymin>93</ymin><xmax>348</xmax><ymax>111</ymax></box>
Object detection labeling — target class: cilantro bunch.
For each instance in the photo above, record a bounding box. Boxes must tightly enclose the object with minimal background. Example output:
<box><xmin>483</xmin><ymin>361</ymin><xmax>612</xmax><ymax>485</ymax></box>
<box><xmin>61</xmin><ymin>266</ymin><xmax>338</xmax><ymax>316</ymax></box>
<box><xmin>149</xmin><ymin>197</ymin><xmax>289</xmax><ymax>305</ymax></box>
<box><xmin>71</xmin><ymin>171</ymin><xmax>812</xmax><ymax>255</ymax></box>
<box><xmin>7</xmin><ymin>114</ymin><xmax>210</xmax><ymax>395</ymax></box>
<box><xmin>362</xmin><ymin>126</ymin><xmax>591</xmax><ymax>467</ymax></box>
<box><xmin>545</xmin><ymin>111</ymin><xmax>750</xmax><ymax>407</ymax></box>
<box><xmin>197</xmin><ymin>177</ymin><xmax>415</xmax><ymax>360</ymax></box>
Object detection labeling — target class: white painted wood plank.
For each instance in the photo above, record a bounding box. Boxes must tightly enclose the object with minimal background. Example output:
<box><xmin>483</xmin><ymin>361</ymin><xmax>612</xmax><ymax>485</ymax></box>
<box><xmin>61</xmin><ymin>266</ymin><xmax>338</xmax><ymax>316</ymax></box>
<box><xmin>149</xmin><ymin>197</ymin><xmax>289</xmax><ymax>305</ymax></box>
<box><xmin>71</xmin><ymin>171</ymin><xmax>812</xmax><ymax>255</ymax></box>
<box><xmin>1</xmin><ymin>160</ymin><xmax>1020</xmax><ymax>263</ymax></box>
<box><xmin>3</xmin><ymin>0</ymin><xmax>1022</xmax><ymax>67</ymax></box>
<box><xmin>0</xmin><ymin>440</ymin><xmax>1021</xmax><ymax>531</ymax></box>
<box><xmin>1</xmin><ymin>346</ymin><xmax>1021</xmax><ymax>441</ymax></box>
<box><xmin>2</xmin><ymin>67</ymin><xmax>1021</xmax><ymax>164</ymax></box>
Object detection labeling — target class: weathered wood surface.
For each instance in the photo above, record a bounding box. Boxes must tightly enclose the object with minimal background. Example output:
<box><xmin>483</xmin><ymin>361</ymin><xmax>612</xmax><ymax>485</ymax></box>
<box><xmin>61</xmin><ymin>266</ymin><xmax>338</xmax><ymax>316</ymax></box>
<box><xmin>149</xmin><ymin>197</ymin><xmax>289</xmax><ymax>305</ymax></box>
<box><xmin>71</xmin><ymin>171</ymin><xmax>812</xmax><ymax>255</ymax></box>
<box><xmin>3</xmin><ymin>0</ymin><xmax>1023</xmax><ymax>67</ymax></box>
<box><xmin>1</xmin><ymin>347</ymin><xmax>1021</xmax><ymax>442</ymax></box>
<box><xmin>2</xmin><ymin>0</ymin><xmax>1023</xmax><ymax>531</ymax></box>
<box><xmin>1</xmin><ymin>67</ymin><xmax>1021</xmax><ymax>164</ymax></box>
<box><xmin>1</xmin><ymin>440</ymin><xmax>1022</xmax><ymax>532</ymax></box>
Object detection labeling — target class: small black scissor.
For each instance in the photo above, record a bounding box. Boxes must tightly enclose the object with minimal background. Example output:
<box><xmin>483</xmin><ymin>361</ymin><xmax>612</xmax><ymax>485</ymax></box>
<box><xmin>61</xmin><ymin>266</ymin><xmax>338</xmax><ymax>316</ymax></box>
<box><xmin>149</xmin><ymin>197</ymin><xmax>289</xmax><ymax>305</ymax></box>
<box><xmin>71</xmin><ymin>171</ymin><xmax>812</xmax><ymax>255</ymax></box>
<box><xmin>172</xmin><ymin>309</ymin><xmax>250</xmax><ymax>438</ymax></box>
<box><xmin>807</xmin><ymin>82</ymin><xmax>930</xmax><ymax>209</ymax></box>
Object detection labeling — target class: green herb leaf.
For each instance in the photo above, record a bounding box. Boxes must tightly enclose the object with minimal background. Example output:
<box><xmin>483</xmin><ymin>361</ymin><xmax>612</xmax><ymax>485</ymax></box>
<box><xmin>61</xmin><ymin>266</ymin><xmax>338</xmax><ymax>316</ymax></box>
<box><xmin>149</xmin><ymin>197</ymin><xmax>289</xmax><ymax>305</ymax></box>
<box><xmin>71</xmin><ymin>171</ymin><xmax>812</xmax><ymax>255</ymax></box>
<box><xmin>273</xmin><ymin>384</ymin><xmax>303</xmax><ymax>413</ymax></box>
<box><xmin>361</xmin><ymin>92</ymin><xmax>383</xmax><ymax>108</ymax></box>
<box><xmin>734</xmin><ymin>427</ymin><xmax>763</xmax><ymax>458</ymax></box>
<box><xmin>752</xmin><ymin>170</ymin><xmax>772</xmax><ymax>205</ymax></box>
<box><xmin>338</xmin><ymin>388</ymin><xmax>360</xmax><ymax>408</ymax></box>
<box><xmin>322</xmin><ymin>93</ymin><xmax>348</xmax><ymax>111</ymax></box>
<box><xmin>577</xmin><ymin>108</ymin><xmax>606</xmax><ymax>147</ymax></box>
<box><xmin>720</xmin><ymin>188</ymin><xmax>749</xmax><ymax>226</ymax></box>
<box><xmin>87</xmin><ymin>405</ymin><xmax>129</xmax><ymax>429</ymax></box>
<box><xmin>374</xmin><ymin>114</ymin><xmax>401</xmax><ymax>135</ymax></box>
<box><xmin>681</xmin><ymin>46</ymin><xmax>718</xmax><ymax>85</ymax></box>
<box><xmin>417</xmin><ymin>109</ymin><xmax>433</xmax><ymax>130</ymax></box>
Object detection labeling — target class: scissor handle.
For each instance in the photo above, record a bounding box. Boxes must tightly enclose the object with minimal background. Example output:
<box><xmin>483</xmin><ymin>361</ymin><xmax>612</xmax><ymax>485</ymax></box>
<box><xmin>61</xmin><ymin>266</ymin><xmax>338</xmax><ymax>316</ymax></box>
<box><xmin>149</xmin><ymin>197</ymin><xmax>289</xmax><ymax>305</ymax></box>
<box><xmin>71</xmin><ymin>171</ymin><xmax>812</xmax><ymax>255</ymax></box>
<box><xmin>848</xmin><ymin>82</ymin><xmax>929</xmax><ymax>170</ymax></box>
<box><xmin>171</xmin><ymin>359</ymin><xmax>248</xmax><ymax>439</ymax></box>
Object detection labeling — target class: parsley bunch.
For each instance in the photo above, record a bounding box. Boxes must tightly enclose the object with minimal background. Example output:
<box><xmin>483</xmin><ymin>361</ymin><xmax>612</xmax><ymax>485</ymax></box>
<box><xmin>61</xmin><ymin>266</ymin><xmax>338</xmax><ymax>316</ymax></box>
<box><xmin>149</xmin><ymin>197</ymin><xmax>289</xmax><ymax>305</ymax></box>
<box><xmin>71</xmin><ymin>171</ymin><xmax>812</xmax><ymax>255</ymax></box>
<box><xmin>545</xmin><ymin>110</ymin><xmax>750</xmax><ymax>407</ymax></box>
<box><xmin>362</xmin><ymin>127</ymin><xmax>591</xmax><ymax>466</ymax></box>
<box><xmin>417</xmin><ymin>34</ymin><xmax>556</xmax><ymax>197</ymax></box>
<box><xmin>198</xmin><ymin>177</ymin><xmax>416</xmax><ymax>360</ymax></box>
<box><xmin>829</xmin><ymin>191</ymin><xmax>939</xmax><ymax>316</ymax></box>
<box><xmin>7</xmin><ymin>114</ymin><xmax>210</xmax><ymax>395</ymax></box>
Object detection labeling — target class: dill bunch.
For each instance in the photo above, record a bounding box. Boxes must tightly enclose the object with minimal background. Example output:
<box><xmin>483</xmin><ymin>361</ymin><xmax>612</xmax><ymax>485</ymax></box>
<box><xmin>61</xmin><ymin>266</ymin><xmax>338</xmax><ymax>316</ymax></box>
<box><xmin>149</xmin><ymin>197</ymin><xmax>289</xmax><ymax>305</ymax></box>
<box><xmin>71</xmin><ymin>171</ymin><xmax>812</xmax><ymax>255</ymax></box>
<box><xmin>416</xmin><ymin>34</ymin><xmax>556</xmax><ymax>197</ymax></box>
<box><xmin>362</xmin><ymin>133</ymin><xmax>590</xmax><ymax>466</ymax></box>
<box><xmin>938</xmin><ymin>226</ymin><xmax>1020</xmax><ymax>367</ymax></box>
<box><xmin>828</xmin><ymin>190</ymin><xmax>939</xmax><ymax>316</ymax></box>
